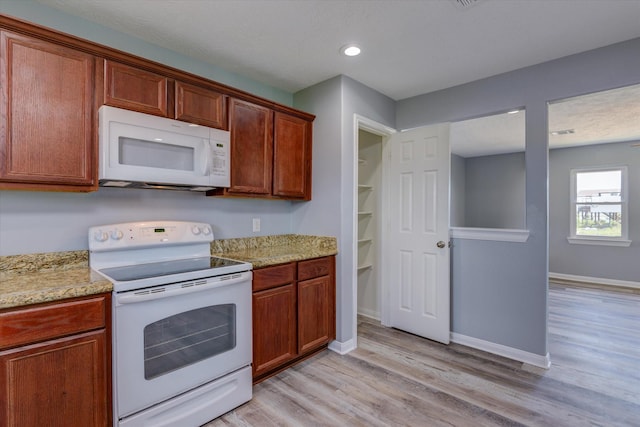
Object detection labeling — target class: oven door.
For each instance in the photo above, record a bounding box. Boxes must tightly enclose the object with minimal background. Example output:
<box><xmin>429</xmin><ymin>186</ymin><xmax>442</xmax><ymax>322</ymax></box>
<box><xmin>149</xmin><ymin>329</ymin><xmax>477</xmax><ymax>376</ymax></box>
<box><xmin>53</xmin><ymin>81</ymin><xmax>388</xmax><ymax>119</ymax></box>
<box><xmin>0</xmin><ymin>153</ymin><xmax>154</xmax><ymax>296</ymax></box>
<box><xmin>113</xmin><ymin>271</ymin><xmax>252</xmax><ymax>419</ymax></box>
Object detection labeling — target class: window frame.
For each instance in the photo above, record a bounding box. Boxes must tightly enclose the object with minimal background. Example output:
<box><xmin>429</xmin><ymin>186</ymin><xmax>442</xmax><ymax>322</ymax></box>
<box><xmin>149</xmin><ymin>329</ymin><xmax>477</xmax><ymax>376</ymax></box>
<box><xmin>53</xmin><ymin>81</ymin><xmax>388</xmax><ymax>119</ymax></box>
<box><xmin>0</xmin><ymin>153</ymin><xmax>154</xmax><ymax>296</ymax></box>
<box><xmin>568</xmin><ymin>166</ymin><xmax>631</xmax><ymax>247</ymax></box>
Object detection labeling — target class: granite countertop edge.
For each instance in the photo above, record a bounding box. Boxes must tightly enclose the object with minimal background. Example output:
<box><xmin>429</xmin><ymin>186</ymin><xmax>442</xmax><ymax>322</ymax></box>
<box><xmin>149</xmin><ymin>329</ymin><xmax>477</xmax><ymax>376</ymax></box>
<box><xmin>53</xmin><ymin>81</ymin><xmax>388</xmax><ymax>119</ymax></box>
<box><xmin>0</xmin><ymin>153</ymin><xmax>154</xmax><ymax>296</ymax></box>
<box><xmin>1</xmin><ymin>234</ymin><xmax>337</xmax><ymax>310</ymax></box>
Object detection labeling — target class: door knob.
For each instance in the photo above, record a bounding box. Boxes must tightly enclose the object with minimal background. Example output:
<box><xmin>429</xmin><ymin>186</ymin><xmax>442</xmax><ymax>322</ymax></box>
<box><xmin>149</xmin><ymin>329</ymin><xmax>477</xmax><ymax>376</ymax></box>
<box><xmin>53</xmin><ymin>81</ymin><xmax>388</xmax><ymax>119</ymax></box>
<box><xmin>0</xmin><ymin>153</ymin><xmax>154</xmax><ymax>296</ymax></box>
<box><xmin>437</xmin><ymin>241</ymin><xmax>446</xmax><ymax>248</ymax></box>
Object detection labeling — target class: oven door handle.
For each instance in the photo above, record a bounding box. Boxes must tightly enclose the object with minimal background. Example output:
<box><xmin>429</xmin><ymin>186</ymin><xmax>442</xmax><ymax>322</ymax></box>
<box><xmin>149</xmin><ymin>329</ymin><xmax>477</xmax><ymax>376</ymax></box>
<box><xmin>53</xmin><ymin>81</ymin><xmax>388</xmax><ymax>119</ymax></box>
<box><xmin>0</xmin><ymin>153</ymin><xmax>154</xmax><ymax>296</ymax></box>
<box><xmin>115</xmin><ymin>272</ymin><xmax>251</xmax><ymax>304</ymax></box>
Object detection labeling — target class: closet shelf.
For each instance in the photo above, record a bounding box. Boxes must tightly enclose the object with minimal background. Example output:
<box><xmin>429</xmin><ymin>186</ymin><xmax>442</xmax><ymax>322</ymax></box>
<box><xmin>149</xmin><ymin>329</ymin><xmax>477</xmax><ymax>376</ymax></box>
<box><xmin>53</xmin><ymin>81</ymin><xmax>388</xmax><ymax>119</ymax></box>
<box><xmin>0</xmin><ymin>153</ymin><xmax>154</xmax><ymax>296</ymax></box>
<box><xmin>358</xmin><ymin>211</ymin><xmax>373</xmax><ymax>216</ymax></box>
<box><xmin>357</xmin><ymin>264</ymin><xmax>373</xmax><ymax>271</ymax></box>
<box><xmin>358</xmin><ymin>185</ymin><xmax>373</xmax><ymax>191</ymax></box>
<box><xmin>358</xmin><ymin>238</ymin><xmax>373</xmax><ymax>244</ymax></box>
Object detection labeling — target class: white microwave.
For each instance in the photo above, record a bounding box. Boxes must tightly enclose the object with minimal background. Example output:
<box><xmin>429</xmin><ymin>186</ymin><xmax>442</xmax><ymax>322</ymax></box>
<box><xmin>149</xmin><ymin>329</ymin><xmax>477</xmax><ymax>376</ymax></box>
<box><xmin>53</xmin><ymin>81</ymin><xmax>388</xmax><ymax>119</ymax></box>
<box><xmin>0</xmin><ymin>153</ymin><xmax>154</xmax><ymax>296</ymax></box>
<box><xmin>98</xmin><ymin>105</ymin><xmax>230</xmax><ymax>191</ymax></box>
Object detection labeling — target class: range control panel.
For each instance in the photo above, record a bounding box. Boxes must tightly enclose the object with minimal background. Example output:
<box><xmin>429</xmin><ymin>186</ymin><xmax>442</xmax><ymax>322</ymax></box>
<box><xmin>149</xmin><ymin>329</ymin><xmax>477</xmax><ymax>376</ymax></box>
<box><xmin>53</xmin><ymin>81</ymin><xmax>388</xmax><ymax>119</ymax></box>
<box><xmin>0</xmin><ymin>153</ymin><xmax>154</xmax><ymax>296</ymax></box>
<box><xmin>88</xmin><ymin>221</ymin><xmax>213</xmax><ymax>252</ymax></box>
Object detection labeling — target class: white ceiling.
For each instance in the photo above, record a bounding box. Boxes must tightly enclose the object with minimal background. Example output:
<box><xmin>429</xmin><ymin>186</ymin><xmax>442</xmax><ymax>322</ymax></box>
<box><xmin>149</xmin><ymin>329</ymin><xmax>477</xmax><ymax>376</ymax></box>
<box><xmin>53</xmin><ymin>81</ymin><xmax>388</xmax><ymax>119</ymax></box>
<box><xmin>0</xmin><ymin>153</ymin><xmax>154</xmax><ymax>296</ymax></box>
<box><xmin>34</xmin><ymin>0</ymin><xmax>640</xmax><ymax>155</ymax></box>
<box><xmin>36</xmin><ymin>0</ymin><xmax>640</xmax><ymax>101</ymax></box>
<box><xmin>451</xmin><ymin>83</ymin><xmax>640</xmax><ymax>157</ymax></box>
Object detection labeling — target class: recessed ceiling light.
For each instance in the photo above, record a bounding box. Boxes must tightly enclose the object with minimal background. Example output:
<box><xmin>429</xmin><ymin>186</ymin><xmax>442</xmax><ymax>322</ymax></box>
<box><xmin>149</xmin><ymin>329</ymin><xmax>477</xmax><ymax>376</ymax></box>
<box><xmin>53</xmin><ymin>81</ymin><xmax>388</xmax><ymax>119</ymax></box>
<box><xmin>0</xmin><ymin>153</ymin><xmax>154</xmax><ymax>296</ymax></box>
<box><xmin>341</xmin><ymin>44</ymin><xmax>361</xmax><ymax>57</ymax></box>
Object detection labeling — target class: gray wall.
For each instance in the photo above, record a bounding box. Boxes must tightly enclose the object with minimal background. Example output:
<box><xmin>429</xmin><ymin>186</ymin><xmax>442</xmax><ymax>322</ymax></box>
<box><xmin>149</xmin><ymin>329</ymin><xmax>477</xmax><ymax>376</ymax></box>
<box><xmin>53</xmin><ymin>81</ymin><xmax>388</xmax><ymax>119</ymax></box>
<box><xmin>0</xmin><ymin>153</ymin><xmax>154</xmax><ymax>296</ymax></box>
<box><xmin>398</xmin><ymin>37</ymin><xmax>640</xmax><ymax>356</ymax></box>
<box><xmin>294</xmin><ymin>76</ymin><xmax>395</xmax><ymax>345</ymax></box>
<box><xmin>549</xmin><ymin>141</ymin><xmax>640</xmax><ymax>283</ymax></box>
<box><xmin>450</xmin><ymin>154</ymin><xmax>466</xmax><ymax>228</ymax></box>
<box><xmin>0</xmin><ymin>189</ymin><xmax>293</xmax><ymax>255</ymax></box>
<box><xmin>464</xmin><ymin>152</ymin><xmax>525</xmax><ymax>229</ymax></box>
<box><xmin>0</xmin><ymin>1</ymin><xmax>297</xmax><ymax>256</ymax></box>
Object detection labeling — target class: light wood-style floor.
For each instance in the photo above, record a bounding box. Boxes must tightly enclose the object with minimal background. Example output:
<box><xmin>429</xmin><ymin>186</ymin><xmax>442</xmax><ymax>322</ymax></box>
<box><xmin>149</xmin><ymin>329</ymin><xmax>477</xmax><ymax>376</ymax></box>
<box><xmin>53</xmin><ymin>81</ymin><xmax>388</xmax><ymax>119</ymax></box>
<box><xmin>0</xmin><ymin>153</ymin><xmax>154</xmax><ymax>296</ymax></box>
<box><xmin>207</xmin><ymin>284</ymin><xmax>640</xmax><ymax>426</ymax></box>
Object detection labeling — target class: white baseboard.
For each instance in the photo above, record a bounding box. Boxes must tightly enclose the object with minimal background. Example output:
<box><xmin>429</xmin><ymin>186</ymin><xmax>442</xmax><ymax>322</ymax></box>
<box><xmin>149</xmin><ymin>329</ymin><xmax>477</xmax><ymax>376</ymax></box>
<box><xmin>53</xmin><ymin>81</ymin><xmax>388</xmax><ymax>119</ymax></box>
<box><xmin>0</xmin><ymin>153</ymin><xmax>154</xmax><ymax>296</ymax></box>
<box><xmin>549</xmin><ymin>272</ymin><xmax>640</xmax><ymax>290</ymax></box>
<box><xmin>328</xmin><ymin>338</ymin><xmax>356</xmax><ymax>355</ymax></box>
<box><xmin>357</xmin><ymin>308</ymin><xmax>380</xmax><ymax>320</ymax></box>
<box><xmin>450</xmin><ymin>332</ymin><xmax>551</xmax><ymax>369</ymax></box>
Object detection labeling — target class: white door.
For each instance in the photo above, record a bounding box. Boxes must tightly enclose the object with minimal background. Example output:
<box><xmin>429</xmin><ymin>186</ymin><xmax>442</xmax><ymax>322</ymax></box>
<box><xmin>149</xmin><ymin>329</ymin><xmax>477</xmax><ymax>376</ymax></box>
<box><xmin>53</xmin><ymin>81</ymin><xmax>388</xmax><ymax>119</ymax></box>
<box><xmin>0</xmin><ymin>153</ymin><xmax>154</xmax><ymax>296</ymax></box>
<box><xmin>387</xmin><ymin>124</ymin><xmax>450</xmax><ymax>344</ymax></box>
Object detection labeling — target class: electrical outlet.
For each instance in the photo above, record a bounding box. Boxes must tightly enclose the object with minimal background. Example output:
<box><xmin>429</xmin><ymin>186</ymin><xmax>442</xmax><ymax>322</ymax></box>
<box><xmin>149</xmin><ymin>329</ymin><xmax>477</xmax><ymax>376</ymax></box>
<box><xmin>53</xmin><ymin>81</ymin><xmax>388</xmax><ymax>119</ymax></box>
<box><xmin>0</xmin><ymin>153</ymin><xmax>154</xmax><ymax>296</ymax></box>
<box><xmin>252</xmin><ymin>218</ymin><xmax>261</xmax><ymax>232</ymax></box>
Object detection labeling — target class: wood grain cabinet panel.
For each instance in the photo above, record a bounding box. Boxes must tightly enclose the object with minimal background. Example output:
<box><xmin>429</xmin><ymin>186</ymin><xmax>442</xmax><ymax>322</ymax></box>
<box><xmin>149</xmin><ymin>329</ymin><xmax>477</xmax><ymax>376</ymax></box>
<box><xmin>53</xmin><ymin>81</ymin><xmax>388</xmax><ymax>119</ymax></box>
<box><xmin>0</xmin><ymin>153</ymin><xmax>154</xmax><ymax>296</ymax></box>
<box><xmin>103</xmin><ymin>60</ymin><xmax>169</xmax><ymax>117</ymax></box>
<box><xmin>252</xmin><ymin>283</ymin><xmax>297</xmax><ymax>378</ymax></box>
<box><xmin>175</xmin><ymin>81</ymin><xmax>227</xmax><ymax>129</ymax></box>
<box><xmin>252</xmin><ymin>256</ymin><xmax>335</xmax><ymax>382</ymax></box>
<box><xmin>273</xmin><ymin>112</ymin><xmax>312</xmax><ymax>200</ymax></box>
<box><xmin>210</xmin><ymin>99</ymin><xmax>313</xmax><ymax>200</ymax></box>
<box><xmin>0</xmin><ymin>293</ymin><xmax>111</xmax><ymax>427</ymax></box>
<box><xmin>0</xmin><ymin>30</ymin><xmax>95</xmax><ymax>191</ymax></box>
<box><xmin>226</xmin><ymin>98</ymin><xmax>274</xmax><ymax>195</ymax></box>
<box><xmin>0</xmin><ymin>295</ymin><xmax>106</xmax><ymax>349</ymax></box>
<box><xmin>298</xmin><ymin>275</ymin><xmax>332</xmax><ymax>354</ymax></box>
<box><xmin>0</xmin><ymin>331</ymin><xmax>109</xmax><ymax>427</ymax></box>
<box><xmin>253</xmin><ymin>262</ymin><xmax>296</xmax><ymax>292</ymax></box>
<box><xmin>298</xmin><ymin>256</ymin><xmax>336</xmax><ymax>354</ymax></box>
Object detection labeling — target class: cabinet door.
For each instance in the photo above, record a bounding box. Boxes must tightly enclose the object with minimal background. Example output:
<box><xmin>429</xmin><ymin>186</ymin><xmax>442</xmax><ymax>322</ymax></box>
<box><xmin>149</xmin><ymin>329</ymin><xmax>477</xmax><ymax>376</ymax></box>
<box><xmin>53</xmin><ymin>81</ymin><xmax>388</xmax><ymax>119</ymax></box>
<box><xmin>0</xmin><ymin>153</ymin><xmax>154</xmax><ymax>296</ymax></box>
<box><xmin>0</xmin><ymin>31</ymin><xmax>95</xmax><ymax>190</ymax></box>
<box><xmin>273</xmin><ymin>112</ymin><xmax>312</xmax><ymax>200</ymax></box>
<box><xmin>227</xmin><ymin>98</ymin><xmax>273</xmax><ymax>195</ymax></box>
<box><xmin>298</xmin><ymin>275</ymin><xmax>333</xmax><ymax>354</ymax></box>
<box><xmin>103</xmin><ymin>60</ymin><xmax>169</xmax><ymax>117</ymax></box>
<box><xmin>0</xmin><ymin>330</ymin><xmax>109</xmax><ymax>427</ymax></box>
<box><xmin>175</xmin><ymin>81</ymin><xmax>227</xmax><ymax>129</ymax></box>
<box><xmin>252</xmin><ymin>284</ymin><xmax>296</xmax><ymax>378</ymax></box>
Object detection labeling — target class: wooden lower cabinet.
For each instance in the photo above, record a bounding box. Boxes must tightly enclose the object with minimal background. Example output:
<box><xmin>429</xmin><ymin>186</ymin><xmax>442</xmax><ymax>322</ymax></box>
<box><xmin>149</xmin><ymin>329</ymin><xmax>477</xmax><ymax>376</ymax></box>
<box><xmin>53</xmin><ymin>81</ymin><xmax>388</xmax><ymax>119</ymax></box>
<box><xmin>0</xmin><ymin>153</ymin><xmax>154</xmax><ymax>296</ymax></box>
<box><xmin>0</xmin><ymin>294</ymin><xmax>111</xmax><ymax>427</ymax></box>
<box><xmin>252</xmin><ymin>256</ymin><xmax>335</xmax><ymax>382</ymax></box>
<box><xmin>298</xmin><ymin>275</ymin><xmax>332</xmax><ymax>354</ymax></box>
<box><xmin>252</xmin><ymin>284</ymin><xmax>297</xmax><ymax>378</ymax></box>
<box><xmin>0</xmin><ymin>331</ymin><xmax>108</xmax><ymax>427</ymax></box>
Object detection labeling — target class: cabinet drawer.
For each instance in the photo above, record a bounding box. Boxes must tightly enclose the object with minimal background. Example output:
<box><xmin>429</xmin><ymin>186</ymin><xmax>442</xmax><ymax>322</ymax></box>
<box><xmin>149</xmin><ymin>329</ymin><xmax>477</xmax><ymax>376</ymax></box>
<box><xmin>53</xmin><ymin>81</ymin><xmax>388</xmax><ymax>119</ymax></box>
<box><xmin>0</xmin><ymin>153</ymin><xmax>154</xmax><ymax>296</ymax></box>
<box><xmin>253</xmin><ymin>263</ymin><xmax>295</xmax><ymax>292</ymax></box>
<box><xmin>0</xmin><ymin>295</ymin><xmax>108</xmax><ymax>350</ymax></box>
<box><xmin>298</xmin><ymin>257</ymin><xmax>332</xmax><ymax>281</ymax></box>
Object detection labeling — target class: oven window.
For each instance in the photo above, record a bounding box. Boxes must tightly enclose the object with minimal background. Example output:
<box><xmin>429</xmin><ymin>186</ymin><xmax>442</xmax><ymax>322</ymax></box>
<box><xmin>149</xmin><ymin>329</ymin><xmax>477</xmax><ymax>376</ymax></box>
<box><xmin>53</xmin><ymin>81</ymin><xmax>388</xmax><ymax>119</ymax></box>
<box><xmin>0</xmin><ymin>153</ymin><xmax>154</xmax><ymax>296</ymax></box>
<box><xmin>143</xmin><ymin>304</ymin><xmax>236</xmax><ymax>379</ymax></box>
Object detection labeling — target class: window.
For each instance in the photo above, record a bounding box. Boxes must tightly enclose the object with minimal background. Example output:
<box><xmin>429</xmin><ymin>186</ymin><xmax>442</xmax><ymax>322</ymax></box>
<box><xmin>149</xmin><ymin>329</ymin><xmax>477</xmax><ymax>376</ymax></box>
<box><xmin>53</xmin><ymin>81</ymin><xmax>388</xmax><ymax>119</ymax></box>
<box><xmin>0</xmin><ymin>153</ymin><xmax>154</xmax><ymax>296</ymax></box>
<box><xmin>568</xmin><ymin>167</ymin><xmax>630</xmax><ymax>246</ymax></box>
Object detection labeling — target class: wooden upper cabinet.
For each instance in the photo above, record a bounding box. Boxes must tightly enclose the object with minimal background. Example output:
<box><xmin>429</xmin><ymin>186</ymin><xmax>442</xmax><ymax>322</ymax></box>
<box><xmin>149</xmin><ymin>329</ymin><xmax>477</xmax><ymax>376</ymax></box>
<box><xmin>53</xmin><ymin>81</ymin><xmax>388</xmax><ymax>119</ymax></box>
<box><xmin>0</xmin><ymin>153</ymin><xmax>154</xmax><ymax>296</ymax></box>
<box><xmin>211</xmin><ymin>98</ymin><xmax>313</xmax><ymax>200</ymax></box>
<box><xmin>102</xmin><ymin>61</ymin><xmax>228</xmax><ymax>129</ymax></box>
<box><xmin>0</xmin><ymin>30</ymin><xmax>95</xmax><ymax>191</ymax></box>
<box><xmin>273</xmin><ymin>112</ymin><xmax>312</xmax><ymax>200</ymax></box>
<box><xmin>226</xmin><ymin>98</ymin><xmax>274</xmax><ymax>195</ymax></box>
<box><xmin>175</xmin><ymin>81</ymin><xmax>227</xmax><ymax>129</ymax></box>
<box><xmin>102</xmin><ymin>60</ymin><xmax>170</xmax><ymax>117</ymax></box>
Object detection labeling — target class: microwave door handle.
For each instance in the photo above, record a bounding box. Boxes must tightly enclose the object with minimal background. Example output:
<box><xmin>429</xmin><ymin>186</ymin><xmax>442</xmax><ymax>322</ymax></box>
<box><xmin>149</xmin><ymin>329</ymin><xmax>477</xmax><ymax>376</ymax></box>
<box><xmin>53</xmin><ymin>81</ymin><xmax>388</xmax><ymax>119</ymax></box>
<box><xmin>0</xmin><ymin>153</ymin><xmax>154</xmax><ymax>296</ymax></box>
<box><xmin>198</xmin><ymin>140</ymin><xmax>211</xmax><ymax>176</ymax></box>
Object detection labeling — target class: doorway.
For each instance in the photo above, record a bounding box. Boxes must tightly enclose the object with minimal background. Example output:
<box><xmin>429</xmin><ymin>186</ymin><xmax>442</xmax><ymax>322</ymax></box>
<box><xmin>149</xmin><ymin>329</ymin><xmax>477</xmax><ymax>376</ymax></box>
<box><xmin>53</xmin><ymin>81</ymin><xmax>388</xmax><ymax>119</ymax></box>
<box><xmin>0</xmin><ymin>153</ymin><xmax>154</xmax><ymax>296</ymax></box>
<box><xmin>353</xmin><ymin>116</ymin><xmax>452</xmax><ymax>346</ymax></box>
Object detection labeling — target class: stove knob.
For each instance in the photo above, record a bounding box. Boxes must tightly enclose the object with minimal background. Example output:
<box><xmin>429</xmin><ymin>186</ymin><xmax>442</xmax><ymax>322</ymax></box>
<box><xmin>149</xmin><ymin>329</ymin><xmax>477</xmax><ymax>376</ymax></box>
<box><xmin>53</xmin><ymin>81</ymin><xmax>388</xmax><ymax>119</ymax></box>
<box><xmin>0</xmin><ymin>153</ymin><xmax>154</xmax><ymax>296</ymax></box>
<box><xmin>110</xmin><ymin>229</ymin><xmax>124</xmax><ymax>240</ymax></box>
<box><xmin>94</xmin><ymin>231</ymin><xmax>108</xmax><ymax>242</ymax></box>
<box><xmin>191</xmin><ymin>226</ymin><xmax>201</xmax><ymax>235</ymax></box>
<box><xmin>202</xmin><ymin>226</ymin><xmax>212</xmax><ymax>235</ymax></box>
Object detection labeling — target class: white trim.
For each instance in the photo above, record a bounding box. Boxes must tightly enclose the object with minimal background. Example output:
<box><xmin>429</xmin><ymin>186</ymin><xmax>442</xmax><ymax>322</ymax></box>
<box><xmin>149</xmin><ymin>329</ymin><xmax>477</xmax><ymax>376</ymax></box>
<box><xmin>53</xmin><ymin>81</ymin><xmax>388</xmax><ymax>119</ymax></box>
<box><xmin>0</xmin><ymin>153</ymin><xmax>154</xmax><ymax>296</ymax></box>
<box><xmin>566</xmin><ymin>236</ymin><xmax>631</xmax><ymax>247</ymax></box>
<box><xmin>450</xmin><ymin>332</ymin><xmax>551</xmax><ymax>369</ymax></box>
<box><xmin>328</xmin><ymin>339</ymin><xmax>356</xmax><ymax>355</ymax></box>
<box><xmin>450</xmin><ymin>227</ymin><xmax>530</xmax><ymax>242</ymax></box>
<box><xmin>549</xmin><ymin>272</ymin><xmax>640</xmax><ymax>290</ymax></box>
<box><xmin>357</xmin><ymin>308</ymin><xmax>381</xmax><ymax>321</ymax></box>
<box><xmin>569</xmin><ymin>166</ymin><xmax>629</xmax><ymax>244</ymax></box>
<box><xmin>354</xmin><ymin>114</ymin><xmax>396</xmax><ymax>336</ymax></box>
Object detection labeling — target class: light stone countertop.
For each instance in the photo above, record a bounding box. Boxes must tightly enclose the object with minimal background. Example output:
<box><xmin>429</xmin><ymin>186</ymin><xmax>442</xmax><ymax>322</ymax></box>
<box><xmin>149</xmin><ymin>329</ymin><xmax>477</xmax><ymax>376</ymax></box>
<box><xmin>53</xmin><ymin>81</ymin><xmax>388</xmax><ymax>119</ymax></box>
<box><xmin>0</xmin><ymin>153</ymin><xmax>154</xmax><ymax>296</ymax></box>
<box><xmin>0</xmin><ymin>235</ymin><xmax>337</xmax><ymax>310</ymax></box>
<box><xmin>0</xmin><ymin>251</ymin><xmax>112</xmax><ymax>310</ymax></box>
<box><xmin>211</xmin><ymin>234</ymin><xmax>338</xmax><ymax>268</ymax></box>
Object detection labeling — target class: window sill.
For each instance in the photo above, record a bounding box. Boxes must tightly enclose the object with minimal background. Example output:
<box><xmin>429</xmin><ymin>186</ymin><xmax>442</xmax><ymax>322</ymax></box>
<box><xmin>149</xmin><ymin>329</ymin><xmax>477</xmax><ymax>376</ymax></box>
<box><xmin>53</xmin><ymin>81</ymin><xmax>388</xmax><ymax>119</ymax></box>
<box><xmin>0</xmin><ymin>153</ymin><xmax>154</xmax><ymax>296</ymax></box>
<box><xmin>450</xmin><ymin>227</ymin><xmax>529</xmax><ymax>242</ymax></box>
<box><xmin>567</xmin><ymin>236</ymin><xmax>631</xmax><ymax>247</ymax></box>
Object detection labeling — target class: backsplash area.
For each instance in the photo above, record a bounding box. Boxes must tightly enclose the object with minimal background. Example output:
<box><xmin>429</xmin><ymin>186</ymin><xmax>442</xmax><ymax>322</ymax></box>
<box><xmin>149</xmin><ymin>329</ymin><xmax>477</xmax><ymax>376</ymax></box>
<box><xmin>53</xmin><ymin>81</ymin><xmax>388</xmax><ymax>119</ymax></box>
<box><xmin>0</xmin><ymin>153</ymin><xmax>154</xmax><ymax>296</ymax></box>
<box><xmin>0</xmin><ymin>188</ymin><xmax>295</xmax><ymax>256</ymax></box>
